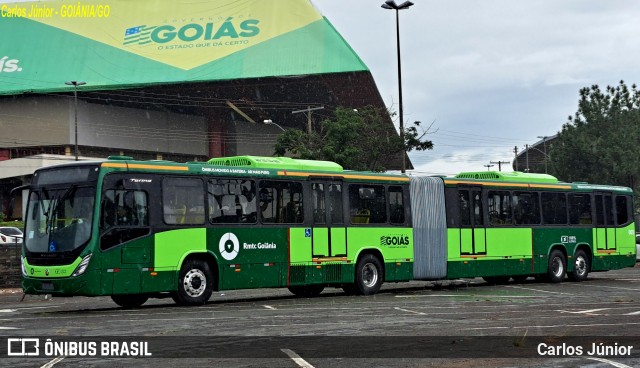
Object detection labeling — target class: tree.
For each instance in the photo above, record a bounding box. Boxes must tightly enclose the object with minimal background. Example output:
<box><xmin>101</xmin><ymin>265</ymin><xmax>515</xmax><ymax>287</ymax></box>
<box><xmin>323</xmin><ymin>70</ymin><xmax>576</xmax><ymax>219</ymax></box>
<box><xmin>550</xmin><ymin>81</ymin><xmax>640</xmax><ymax>197</ymax></box>
<box><xmin>273</xmin><ymin>106</ymin><xmax>433</xmax><ymax>171</ymax></box>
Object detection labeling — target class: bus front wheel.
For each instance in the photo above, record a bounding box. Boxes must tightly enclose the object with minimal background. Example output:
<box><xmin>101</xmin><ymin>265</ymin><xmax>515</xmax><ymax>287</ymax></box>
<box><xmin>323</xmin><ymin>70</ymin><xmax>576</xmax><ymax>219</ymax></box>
<box><xmin>111</xmin><ymin>294</ymin><xmax>149</xmax><ymax>308</ymax></box>
<box><xmin>355</xmin><ymin>254</ymin><xmax>384</xmax><ymax>295</ymax></box>
<box><xmin>173</xmin><ymin>259</ymin><xmax>214</xmax><ymax>306</ymax></box>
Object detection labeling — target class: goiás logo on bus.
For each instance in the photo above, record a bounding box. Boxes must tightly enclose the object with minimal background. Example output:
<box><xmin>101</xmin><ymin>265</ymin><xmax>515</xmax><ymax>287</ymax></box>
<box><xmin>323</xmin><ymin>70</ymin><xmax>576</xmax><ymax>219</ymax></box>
<box><xmin>0</xmin><ymin>56</ymin><xmax>22</xmax><ymax>73</ymax></box>
<box><xmin>123</xmin><ymin>16</ymin><xmax>260</xmax><ymax>50</ymax></box>
<box><xmin>380</xmin><ymin>235</ymin><xmax>410</xmax><ymax>248</ymax></box>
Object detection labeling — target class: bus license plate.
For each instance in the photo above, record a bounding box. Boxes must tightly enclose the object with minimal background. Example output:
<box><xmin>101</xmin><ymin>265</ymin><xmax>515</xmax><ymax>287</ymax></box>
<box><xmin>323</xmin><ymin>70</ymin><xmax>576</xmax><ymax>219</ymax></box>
<box><xmin>41</xmin><ymin>282</ymin><xmax>54</xmax><ymax>291</ymax></box>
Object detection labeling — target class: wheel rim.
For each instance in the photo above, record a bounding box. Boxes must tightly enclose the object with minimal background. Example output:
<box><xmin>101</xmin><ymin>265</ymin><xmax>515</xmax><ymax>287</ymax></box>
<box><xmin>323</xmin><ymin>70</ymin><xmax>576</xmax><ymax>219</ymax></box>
<box><xmin>574</xmin><ymin>256</ymin><xmax>587</xmax><ymax>277</ymax></box>
<box><xmin>361</xmin><ymin>262</ymin><xmax>378</xmax><ymax>288</ymax></box>
<box><xmin>183</xmin><ymin>269</ymin><xmax>206</xmax><ymax>297</ymax></box>
<box><xmin>551</xmin><ymin>256</ymin><xmax>564</xmax><ymax>277</ymax></box>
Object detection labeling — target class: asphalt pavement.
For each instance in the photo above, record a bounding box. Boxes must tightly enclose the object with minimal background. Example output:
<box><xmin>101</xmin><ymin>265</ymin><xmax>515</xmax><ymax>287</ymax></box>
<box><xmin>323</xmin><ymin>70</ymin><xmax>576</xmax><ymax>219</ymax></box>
<box><xmin>1</xmin><ymin>266</ymin><xmax>640</xmax><ymax>367</ymax></box>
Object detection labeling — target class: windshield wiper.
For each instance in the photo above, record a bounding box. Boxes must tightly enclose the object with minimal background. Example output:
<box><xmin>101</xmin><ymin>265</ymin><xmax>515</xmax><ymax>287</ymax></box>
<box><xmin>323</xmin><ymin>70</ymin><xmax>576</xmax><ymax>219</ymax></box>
<box><xmin>46</xmin><ymin>185</ymin><xmax>77</xmax><ymax>234</ymax></box>
<box><xmin>44</xmin><ymin>197</ymin><xmax>54</xmax><ymax>235</ymax></box>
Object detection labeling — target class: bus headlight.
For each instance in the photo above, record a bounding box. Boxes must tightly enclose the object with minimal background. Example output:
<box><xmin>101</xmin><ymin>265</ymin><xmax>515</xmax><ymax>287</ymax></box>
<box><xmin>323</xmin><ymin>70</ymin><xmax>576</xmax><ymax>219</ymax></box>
<box><xmin>21</xmin><ymin>256</ymin><xmax>27</xmax><ymax>277</ymax></box>
<box><xmin>72</xmin><ymin>254</ymin><xmax>92</xmax><ymax>277</ymax></box>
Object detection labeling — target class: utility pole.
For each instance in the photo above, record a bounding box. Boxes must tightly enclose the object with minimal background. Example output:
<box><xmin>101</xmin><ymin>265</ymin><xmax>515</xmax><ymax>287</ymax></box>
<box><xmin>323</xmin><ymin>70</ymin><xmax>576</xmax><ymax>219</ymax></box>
<box><xmin>525</xmin><ymin>144</ymin><xmax>530</xmax><ymax>172</ymax></box>
<box><xmin>490</xmin><ymin>160</ymin><xmax>510</xmax><ymax>172</ymax></box>
<box><xmin>513</xmin><ymin>146</ymin><xmax>519</xmax><ymax>171</ymax></box>
<box><xmin>292</xmin><ymin>106</ymin><xmax>324</xmax><ymax>134</ymax></box>
<box><xmin>484</xmin><ymin>164</ymin><xmax>494</xmax><ymax>171</ymax></box>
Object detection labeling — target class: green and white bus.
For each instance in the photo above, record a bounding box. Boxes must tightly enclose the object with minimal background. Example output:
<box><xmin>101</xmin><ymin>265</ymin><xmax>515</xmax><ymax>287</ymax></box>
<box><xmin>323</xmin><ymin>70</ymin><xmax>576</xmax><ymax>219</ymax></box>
<box><xmin>19</xmin><ymin>156</ymin><xmax>636</xmax><ymax>307</ymax></box>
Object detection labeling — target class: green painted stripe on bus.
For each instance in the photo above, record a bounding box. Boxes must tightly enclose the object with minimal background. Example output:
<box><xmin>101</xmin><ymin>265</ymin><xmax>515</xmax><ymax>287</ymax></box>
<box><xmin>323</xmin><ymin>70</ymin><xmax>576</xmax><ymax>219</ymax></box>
<box><xmin>154</xmin><ymin>228</ymin><xmax>207</xmax><ymax>270</ymax></box>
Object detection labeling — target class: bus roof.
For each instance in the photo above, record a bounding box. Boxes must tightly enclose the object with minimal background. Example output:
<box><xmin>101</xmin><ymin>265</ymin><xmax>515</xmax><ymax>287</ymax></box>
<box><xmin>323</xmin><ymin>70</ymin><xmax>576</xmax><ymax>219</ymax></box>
<box><xmin>446</xmin><ymin>171</ymin><xmax>632</xmax><ymax>193</ymax></box>
<box><xmin>98</xmin><ymin>155</ymin><xmax>409</xmax><ymax>183</ymax></box>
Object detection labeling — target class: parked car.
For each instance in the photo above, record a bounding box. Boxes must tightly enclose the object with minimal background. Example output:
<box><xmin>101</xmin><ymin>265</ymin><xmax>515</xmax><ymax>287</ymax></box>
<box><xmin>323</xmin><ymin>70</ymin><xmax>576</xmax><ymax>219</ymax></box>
<box><xmin>0</xmin><ymin>226</ymin><xmax>23</xmax><ymax>246</ymax></box>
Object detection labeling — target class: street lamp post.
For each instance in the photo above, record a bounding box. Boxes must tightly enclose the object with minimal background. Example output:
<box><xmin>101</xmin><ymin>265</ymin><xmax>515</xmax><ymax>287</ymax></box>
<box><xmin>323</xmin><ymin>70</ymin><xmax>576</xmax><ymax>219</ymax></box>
<box><xmin>382</xmin><ymin>0</ymin><xmax>413</xmax><ymax>173</ymax></box>
<box><xmin>484</xmin><ymin>164</ymin><xmax>494</xmax><ymax>171</ymax></box>
<box><xmin>263</xmin><ymin>119</ymin><xmax>286</xmax><ymax>132</ymax></box>
<box><xmin>65</xmin><ymin>81</ymin><xmax>86</xmax><ymax>161</ymax></box>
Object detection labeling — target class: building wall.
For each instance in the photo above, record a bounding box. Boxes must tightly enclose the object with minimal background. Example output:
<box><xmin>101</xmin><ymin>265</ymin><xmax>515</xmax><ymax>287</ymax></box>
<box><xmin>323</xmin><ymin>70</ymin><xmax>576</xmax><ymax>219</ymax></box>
<box><xmin>231</xmin><ymin>120</ymin><xmax>284</xmax><ymax>157</ymax></box>
<box><xmin>0</xmin><ymin>96</ymin><xmax>70</xmax><ymax>148</ymax></box>
<box><xmin>79</xmin><ymin>100</ymin><xmax>208</xmax><ymax>156</ymax></box>
<box><xmin>0</xmin><ymin>96</ymin><xmax>209</xmax><ymax>157</ymax></box>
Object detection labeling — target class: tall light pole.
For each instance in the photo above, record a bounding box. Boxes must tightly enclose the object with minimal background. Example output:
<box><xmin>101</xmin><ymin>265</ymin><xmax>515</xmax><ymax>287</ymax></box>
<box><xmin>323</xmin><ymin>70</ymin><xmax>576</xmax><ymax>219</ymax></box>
<box><xmin>263</xmin><ymin>119</ymin><xmax>286</xmax><ymax>132</ymax></box>
<box><xmin>65</xmin><ymin>81</ymin><xmax>86</xmax><ymax>161</ymax></box>
<box><xmin>537</xmin><ymin>135</ymin><xmax>548</xmax><ymax>173</ymax></box>
<box><xmin>382</xmin><ymin>0</ymin><xmax>413</xmax><ymax>173</ymax></box>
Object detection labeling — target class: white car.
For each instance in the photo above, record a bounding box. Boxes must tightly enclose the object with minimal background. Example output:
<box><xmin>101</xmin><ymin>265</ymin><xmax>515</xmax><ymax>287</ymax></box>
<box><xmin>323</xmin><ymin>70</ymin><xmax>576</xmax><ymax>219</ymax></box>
<box><xmin>0</xmin><ymin>226</ymin><xmax>23</xmax><ymax>246</ymax></box>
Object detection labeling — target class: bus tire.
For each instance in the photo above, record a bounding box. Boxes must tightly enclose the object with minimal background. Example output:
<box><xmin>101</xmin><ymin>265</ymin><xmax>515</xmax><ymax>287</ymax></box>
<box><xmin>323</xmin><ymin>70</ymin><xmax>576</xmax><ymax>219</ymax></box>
<box><xmin>174</xmin><ymin>259</ymin><xmax>213</xmax><ymax>306</ymax></box>
<box><xmin>288</xmin><ymin>285</ymin><xmax>324</xmax><ymax>297</ymax></box>
<box><xmin>355</xmin><ymin>254</ymin><xmax>384</xmax><ymax>295</ymax></box>
<box><xmin>547</xmin><ymin>250</ymin><xmax>566</xmax><ymax>283</ymax></box>
<box><xmin>111</xmin><ymin>294</ymin><xmax>149</xmax><ymax>308</ymax></box>
<box><xmin>568</xmin><ymin>250</ymin><xmax>590</xmax><ymax>282</ymax></box>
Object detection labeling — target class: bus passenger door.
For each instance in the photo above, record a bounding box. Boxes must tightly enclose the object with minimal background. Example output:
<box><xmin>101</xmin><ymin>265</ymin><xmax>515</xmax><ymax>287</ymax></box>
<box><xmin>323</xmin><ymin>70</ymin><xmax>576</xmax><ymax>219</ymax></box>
<box><xmin>311</xmin><ymin>181</ymin><xmax>345</xmax><ymax>258</ymax></box>
<box><xmin>460</xmin><ymin>188</ymin><xmax>486</xmax><ymax>255</ymax></box>
<box><xmin>594</xmin><ymin>193</ymin><xmax>616</xmax><ymax>251</ymax></box>
<box><xmin>328</xmin><ymin>183</ymin><xmax>346</xmax><ymax>257</ymax></box>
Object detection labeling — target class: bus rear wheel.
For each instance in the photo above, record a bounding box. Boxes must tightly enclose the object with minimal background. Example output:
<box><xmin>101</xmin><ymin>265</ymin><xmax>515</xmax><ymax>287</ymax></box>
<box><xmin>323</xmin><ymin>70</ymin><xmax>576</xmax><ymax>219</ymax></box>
<box><xmin>288</xmin><ymin>285</ymin><xmax>325</xmax><ymax>297</ymax></box>
<box><xmin>111</xmin><ymin>294</ymin><xmax>149</xmax><ymax>308</ymax></box>
<box><xmin>568</xmin><ymin>250</ymin><xmax>590</xmax><ymax>282</ymax></box>
<box><xmin>174</xmin><ymin>259</ymin><xmax>214</xmax><ymax>306</ymax></box>
<box><xmin>355</xmin><ymin>254</ymin><xmax>384</xmax><ymax>295</ymax></box>
<box><xmin>547</xmin><ymin>250</ymin><xmax>566</xmax><ymax>283</ymax></box>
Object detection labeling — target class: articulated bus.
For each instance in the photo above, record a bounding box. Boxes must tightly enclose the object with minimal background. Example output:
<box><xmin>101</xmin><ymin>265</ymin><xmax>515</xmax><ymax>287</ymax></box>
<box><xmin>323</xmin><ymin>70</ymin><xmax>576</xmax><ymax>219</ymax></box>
<box><xmin>19</xmin><ymin>156</ymin><xmax>636</xmax><ymax>307</ymax></box>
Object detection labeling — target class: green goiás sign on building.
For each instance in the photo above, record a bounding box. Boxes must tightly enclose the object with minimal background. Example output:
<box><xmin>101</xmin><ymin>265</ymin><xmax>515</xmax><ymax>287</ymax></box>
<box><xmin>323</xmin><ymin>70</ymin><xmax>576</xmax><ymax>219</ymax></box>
<box><xmin>0</xmin><ymin>0</ymin><xmax>368</xmax><ymax>95</ymax></box>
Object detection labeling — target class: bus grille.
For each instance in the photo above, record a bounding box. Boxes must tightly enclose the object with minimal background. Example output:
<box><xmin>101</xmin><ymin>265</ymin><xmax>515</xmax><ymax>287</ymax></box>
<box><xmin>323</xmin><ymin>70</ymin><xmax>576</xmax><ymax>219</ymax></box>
<box><xmin>323</xmin><ymin>264</ymin><xmax>342</xmax><ymax>282</ymax></box>
<box><xmin>289</xmin><ymin>265</ymin><xmax>306</xmax><ymax>283</ymax></box>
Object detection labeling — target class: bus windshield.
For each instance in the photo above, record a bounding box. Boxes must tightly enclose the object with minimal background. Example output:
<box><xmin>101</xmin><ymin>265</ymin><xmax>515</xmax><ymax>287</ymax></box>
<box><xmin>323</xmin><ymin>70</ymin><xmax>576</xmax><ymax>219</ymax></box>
<box><xmin>24</xmin><ymin>186</ymin><xmax>95</xmax><ymax>253</ymax></box>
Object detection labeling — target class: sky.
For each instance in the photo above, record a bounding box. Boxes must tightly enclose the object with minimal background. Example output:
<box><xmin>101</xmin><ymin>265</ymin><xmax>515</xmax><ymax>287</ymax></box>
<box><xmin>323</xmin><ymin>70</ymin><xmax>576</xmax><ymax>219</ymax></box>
<box><xmin>313</xmin><ymin>0</ymin><xmax>640</xmax><ymax>175</ymax></box>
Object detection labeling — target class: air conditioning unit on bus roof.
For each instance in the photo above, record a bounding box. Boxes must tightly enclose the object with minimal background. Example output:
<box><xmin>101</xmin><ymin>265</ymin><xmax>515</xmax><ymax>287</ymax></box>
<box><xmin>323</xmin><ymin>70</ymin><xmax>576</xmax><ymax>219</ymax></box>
<box><xmin>455</xmin><ymin>171</ymin><xmax>558</xmax><ymax>183</ymax></box>
<box><xmin>206</xmin><ymin>155</ymin><xmax>343</xmax><ymax>172</ymax></box>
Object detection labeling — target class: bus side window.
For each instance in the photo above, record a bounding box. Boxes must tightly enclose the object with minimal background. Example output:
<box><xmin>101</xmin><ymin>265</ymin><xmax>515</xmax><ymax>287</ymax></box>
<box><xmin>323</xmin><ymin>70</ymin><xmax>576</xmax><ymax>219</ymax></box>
<box><xmin>388</xmin><ymin>186</ymin><xmax>405</xmax><ymax>224</ymax></box>
<box><xmin>259</xmin><ymin>181</ymin><xmax>303</xmax><ymax>224</ymax></box>
<box><xmin>101</xmin><ymin>191</ymin><xmax>116</xmax><ymax>230</ymax></box>
<box><xmin>488</xmin><ymin>190</ymin><xmax>512</xmax><ymax>225</ymax></box>
<box><xmin>349</xmin><ymin>185</ymin><xmax>386</xmax><ymax>224</ymax></box>
<box><xmin>101</xmin><ymin>189</ymin><xmax>148</xmax><ymax>229</ymax></box>
<box><xmin>163</xmin><ymin>177</ymin><xmax>204</xmax><ymax>225</ymax></box>
<box><xmin>569</xmin><ymin>194</ymin><xmax>591</xmax><ymax>225</ymax></box>
<box><xmin>615</xmin><ymin>195</ymin><xmax>630</xmax><ymax>226</ymax></box>
<box><xmin>513</xmin><ymin>191</ymin><xmax>540</xmax><ymax>225</ymax></box>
